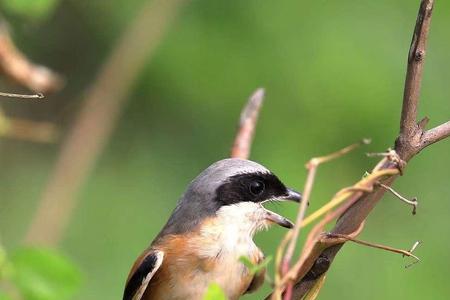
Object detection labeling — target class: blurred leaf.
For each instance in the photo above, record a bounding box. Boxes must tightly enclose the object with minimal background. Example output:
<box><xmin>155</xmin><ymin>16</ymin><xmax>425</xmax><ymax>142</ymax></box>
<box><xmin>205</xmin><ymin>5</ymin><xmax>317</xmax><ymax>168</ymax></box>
<box><xmin>0</xmin><ymin>246</ymin><xmax>6</xmax><ymax>269</ymax></box>
<box><xmin>10</xmin><ymin>247</ymin><xmax>81</xmax><ymax>300</ymax></box>
<box><xmin>203</xmin><ymin>283</ymin><xmax>227</xmax><ymax>300</ymax></box>
<box><xmin>0</xmin><ymin>245</ymin><xmax>13</xmax><ymax>280</ymax></box>
<box><xmin>239</xmin><ymin>255</ymin><xmax>272</xmax><ymax>275</ymax></box>
<box><xmin>239</xmin><ymin>256</ymin><xmax>254</xmax><ymax>269</ymax></box>
<box><xmin>0</xmin><ymin>290</ymin><xmax>13</xmax><ymax>300</ymax></box>
<box><xmin>1</xmin><ymin>0</ymin><xmax>60</xmax><ymax>20</ymax></box>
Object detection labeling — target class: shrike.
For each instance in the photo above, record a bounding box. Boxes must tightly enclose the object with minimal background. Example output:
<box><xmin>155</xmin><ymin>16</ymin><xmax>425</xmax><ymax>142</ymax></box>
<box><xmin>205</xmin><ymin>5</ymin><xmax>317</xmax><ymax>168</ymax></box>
<box><xmin>123</xmin><ymin>158</ymin><xmax>301</xmax><ymax>300</ymax></box>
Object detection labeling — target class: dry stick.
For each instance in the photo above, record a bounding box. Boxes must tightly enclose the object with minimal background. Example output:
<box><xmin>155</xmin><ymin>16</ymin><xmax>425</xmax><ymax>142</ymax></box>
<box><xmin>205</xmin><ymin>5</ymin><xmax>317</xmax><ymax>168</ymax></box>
<box><xmin>275</xmin><ymin>204</ymin><xmax>347</xmax><ymax>300</ymax></box>
<box><xmin>324</xmin><ymin>233</ymin><xmax>420</xmax><ymax>263</ymax></box>
<box><xmin>24</xmin><ymin>0</ymin><xmax>187</xmax><ymax>246</ymax></box>
<box><xmin>300</xmin><ymin>168</ymin><xmax>398</xmax><ymax>228</ymax></box>
<box><xmin>275</xmin><ymin>140</ymin><xmax>370</xmax><ymax>300</ymax></box>
<box><xmin>283</xmin><ymin>1</ymin><xmax>447</xmax><ymax>298</ymax></box>
<box><xmin>230</xmin><ymin>88</ymin><xmax>265</xmax><ymax>159</ymax></box>
<box><xmin>274</xmin><ymin>168</ymin><xmax>399</xmax><ymax>293</ymax></box>
<box><xmin>300</xmin><ymin>192</ymin><xmax>362</xmax><ymax>264</ymax></box>
<box><xmin>0</xmin><ymin>22</ymin><xmax>63</xmax><ymax>93</ymax></box>
<box><xmin>377</xmin><ymin>182</ymin><xmax>418</xmax><ymax>214</ymax></box>
<box><xmin>0</xmin><ymin>91</ymin><xmax>44</xmax><ymax>99</ymax></box>
<box><xmin>268</xmin><ymin>221</ymin><xmax>367</xmax><ymax>300</ymax></box>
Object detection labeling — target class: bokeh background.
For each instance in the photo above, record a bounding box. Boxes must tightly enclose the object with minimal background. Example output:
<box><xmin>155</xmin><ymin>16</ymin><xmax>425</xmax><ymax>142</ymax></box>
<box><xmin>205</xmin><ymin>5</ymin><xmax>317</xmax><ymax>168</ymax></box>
<box><xmin>1</xmin><ymin>0</ymin><xmax>449</xmax><ymax>299</ymax></box>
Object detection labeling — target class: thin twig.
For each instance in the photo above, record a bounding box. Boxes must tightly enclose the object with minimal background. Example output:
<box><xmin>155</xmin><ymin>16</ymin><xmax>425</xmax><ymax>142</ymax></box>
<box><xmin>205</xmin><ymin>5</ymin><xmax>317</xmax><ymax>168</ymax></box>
<box><xmin>0</xmin><ymin>91</ymin><xmax>44</xmax><ymax>99</ymax></box>
<box><xmin>407</xmin><ymin>240</ymin><xmax>421</xmax><ymax>254</ymax></box>
<box><xmin>230</xmin><ymin>88</ymin><xmax>265</xmax><ymax>159</ymax></box>
<box><xmin>300</xmin><ymin>168</ymin><xmax>398</xmax><ymax>228</ymax></box>
<box><xmin>276</xmin><ymin>139</ymin><xmax>370</xmax><ymax>300</ymax></box>
<box><xmin>274</xmin><ymin>222</ymin><xmax>366</xmax><ymax>296</ymax></box>
<box><xmin>324</xmin><ymin>233</ymin><xmax>420</xmax><ymax>263</ymax></box>
<box><xmin>300</xmin><ymin>192</ymin><xmax>362</xmax><ymax>264</ymax></box>
<box><xmin>377</xmin><ymin>182</ymin><xmax>418</xmax><ymax>215</ymax></box>
<box><xmin>24</xmin><ymin>0</ymin><xmax>187</xmax><ymax>246</ymax></box>
<box><xmin>285</xmin><ymin>1</ymin><xmax>442</xmax><ymax>298</ymax></box>
<box><xmin>270</xmin><ymin>168</ymin><xmax>399</xmax><ymax>298</ymax></box>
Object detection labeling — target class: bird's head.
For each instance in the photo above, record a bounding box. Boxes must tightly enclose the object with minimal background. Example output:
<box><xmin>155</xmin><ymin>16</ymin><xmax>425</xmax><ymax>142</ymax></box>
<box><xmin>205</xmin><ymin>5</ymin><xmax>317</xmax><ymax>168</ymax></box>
<box><xmin>159</xmin><ymin>158</ymin><xmax>301</xmax><ymax>239</ymax></box>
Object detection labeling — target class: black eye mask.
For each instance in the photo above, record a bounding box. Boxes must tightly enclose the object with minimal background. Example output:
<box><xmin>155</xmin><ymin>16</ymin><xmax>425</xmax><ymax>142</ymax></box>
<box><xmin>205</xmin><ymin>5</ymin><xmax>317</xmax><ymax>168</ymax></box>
<box><xmin>214</xmin><ymin>172</ymin><xmax>288</xmax><ymax>206</ymax></box>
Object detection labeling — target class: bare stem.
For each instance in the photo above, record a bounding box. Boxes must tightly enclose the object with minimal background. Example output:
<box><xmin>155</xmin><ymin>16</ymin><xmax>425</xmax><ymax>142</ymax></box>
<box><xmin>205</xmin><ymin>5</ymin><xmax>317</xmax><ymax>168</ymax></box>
<box><xmin>24</xmin><ymin>0</ymin><xmax>187</xmax><ymax>246</ymax></box>
<box><xmin>230</xmin><ymin>88</ymin><xmax>265</xmax><ymax>159</ymax></box>
<box><xmin>423</xmin><ymin>121</ymin><xmax>450</xmax><ymax>146</ymax></box>
<box><xmin>400</xmin><ymin>0</ymin><xmax>434</xmax><ymax>136</ymax></box>
<box><xmin>284</xmin><ymin>1</ymin><xmax>445</xmax><ymax>298</ymax></box>
<box><xmin>276</xmin><ymin>140</ymin><xmax>369</xmax><ymax>300</ymax></box>
<box><xmin>377</xmin><ymin>182</ymin><xmax>418</xmax><ymax>215</ymax></box>
<box><xmin>325</xmin><ymin>233</ymin><xmax>420</xmax><ymax>263</ymax></box>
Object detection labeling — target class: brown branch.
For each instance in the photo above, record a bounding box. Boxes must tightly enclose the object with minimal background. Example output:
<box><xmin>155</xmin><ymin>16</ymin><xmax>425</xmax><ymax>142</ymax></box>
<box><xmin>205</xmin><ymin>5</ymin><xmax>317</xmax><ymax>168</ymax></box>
<box><xmin>24</xmin><ymin>0</ymin><xmax>187</xmax><ymax>246</ymax></box>
<box><xmin>230</xmin><ymin>88</ymin><xmax>265</xmax><ymax>159</ymax></box>
<box><xmin>422</xmin><ymin>120</ymin><xmax>450</xmax><ymax>146</ymax></box>
<box><xmin>0</xmin><ymin>22</ymin><xmax>63</xmax><ymax>93</ymax></box>
<box><xmin>399</xmin><ymin>0</ymin><xmax>433</xmax><ymax>137</ymax></box>
<box><xmin>300</xmin><ymin>192</ymin><xmax>364</xmax><ymax>265</ymax></box>
<box><xmin>276</xmin><ymin>0</ymin><xmax>450</xmax><ymax>299</ymax></box>
<box><xmin>275</xmin><ymin>140</ymin><xmax>369</xmax><ymax>300</ymax></box>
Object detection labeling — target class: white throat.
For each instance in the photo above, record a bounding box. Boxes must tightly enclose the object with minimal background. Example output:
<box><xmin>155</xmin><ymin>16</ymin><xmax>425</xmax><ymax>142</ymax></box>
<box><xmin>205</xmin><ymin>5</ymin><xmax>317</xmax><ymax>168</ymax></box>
<box><xmin>197</xmin><ymin>202</ymin><xmax>268</xmax><ymax>258</ymax></box>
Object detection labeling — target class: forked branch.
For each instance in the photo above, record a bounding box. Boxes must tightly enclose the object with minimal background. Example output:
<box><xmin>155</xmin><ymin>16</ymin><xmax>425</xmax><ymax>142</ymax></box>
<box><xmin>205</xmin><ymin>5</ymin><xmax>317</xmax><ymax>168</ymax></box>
<box><xmin>285</xmin><ymin>0</ymin><xmax>450</xmax><ymax>298</ymax></box>
<box><xmin>230</xmin><ymin>1</ymin><xmax>444</xmax><ymax>299</ymax></box>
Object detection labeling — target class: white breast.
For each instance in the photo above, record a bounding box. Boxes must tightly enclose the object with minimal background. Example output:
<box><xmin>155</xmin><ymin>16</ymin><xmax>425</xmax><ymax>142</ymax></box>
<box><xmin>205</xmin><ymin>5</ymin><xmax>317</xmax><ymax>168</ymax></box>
<box><xmin>190</xmin><ymin>202</ymin><xmax>267</xmax><ymax>299</ymax></box>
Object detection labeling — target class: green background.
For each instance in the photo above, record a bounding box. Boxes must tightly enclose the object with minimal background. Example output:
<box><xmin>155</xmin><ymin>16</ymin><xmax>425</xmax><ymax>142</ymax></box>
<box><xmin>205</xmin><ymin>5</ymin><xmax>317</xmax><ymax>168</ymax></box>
<box><xmin>1</xmin><ymin>0</ymin><xmax>449</xmax><ymax>299</ymax></box>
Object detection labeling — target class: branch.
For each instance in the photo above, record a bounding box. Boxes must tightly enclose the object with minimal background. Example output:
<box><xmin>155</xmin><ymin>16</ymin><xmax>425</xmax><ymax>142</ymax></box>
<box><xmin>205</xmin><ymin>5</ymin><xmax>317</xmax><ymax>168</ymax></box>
<box><xmin>230</xmin><ymin>88</ymin><xmax>265</xmax><ymax>159</ymax></box>
<box><xmin>276</xmin><ymin>140</ymin><xmax>370</xmax><ymax>300</ymax></box>
<box><xmin>24</xmin><ymin>0</ymin><xmax>186</xmax><ymax>246</ymax></box>
<box><xmin>399</xmin><ymin>0</ymin><xmax>433</xmax><ymax>137</ymax></box>
<box><xmin>278</xmin><ymin>0</ymin><xmax>450</xmax><ymax>298</ymax></box>
<box><xmin>422</xmin><ymin>120</ymin><xmax>450</xmax><ymax>147</ymax></box>
<box><xmin>0</xmin><ymin>22</ymin><xmax>63</xmax><ymax>93</ymax></box>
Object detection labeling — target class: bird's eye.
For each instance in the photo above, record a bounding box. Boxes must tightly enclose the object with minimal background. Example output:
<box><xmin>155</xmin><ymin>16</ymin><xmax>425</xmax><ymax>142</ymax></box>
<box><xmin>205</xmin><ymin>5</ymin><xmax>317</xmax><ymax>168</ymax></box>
<box><xmin>249</xmin><ymin>180</ymin><xmax>265</xmax><ymax>196</ymax></box>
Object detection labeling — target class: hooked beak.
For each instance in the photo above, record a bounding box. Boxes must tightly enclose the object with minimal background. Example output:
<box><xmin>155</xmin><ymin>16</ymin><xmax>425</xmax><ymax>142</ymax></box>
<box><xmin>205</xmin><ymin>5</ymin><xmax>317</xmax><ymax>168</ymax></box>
<box><xmin>264</xmin><ymin>188</ymin><xmax>302</xmax><ymax>229</ymax></box>
<box><xmin>280</xmin><ymin>188</ymin><xmax>302</xmax><ymax>203</ymax></box>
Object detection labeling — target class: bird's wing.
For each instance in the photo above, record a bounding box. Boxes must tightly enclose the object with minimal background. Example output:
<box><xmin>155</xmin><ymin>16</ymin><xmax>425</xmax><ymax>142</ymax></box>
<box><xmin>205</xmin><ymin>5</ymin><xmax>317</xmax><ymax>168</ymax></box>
<box><xmin>123</xmin><ymin>250</ymin><xmax>164</xmax><ymax>300</ymax></box>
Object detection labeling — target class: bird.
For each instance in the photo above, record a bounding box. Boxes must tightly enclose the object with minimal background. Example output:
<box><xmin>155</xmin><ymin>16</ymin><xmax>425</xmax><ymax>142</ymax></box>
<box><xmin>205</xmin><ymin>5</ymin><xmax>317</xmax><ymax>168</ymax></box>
<box><xmin>123</xmin><ymin>158</ymin><xmax>302</xmax><ymax>300</ymax></box>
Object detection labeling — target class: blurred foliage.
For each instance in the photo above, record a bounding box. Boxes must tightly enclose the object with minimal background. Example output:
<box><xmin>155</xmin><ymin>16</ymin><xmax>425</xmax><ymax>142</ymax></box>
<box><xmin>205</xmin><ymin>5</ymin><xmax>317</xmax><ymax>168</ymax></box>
<box><xmin>0</xmin><ymin>291</ymin><xmax>12</xmax><ymax>300</ymax></box>
<box><xmin>203</xmin><ymin>283</ymin><xmax>227</xmax><ymax>300</ymax></box>
<box><xmin>0</xmin><ymin>246</ymin><xmax>81</xmax><ymax>300</ymax></box>
<box><xmin>0</xmin><ymin>0</ymin><xmax>60</xmax><ymax>20</ymax></box>
<box><xmin>0</xmin><ymin>0</ymin><xmax>449</xmax><ymax>300</ymax></box>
